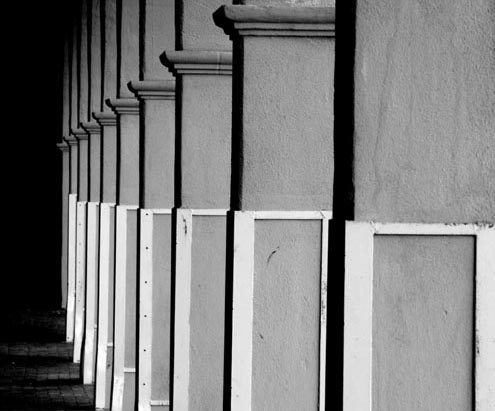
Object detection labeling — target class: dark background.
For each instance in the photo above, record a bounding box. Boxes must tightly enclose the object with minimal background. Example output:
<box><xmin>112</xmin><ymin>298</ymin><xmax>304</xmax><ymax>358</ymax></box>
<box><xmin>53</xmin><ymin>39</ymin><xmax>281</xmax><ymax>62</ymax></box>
<box><xmin>1</xmin><ymin>1</ymin><xmax>69</xmax><ymax>311</ymax></box>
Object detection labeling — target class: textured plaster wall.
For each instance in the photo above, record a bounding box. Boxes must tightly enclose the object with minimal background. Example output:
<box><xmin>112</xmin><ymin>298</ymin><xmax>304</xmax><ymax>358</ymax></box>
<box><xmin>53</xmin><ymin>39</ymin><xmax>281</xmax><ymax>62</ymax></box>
<box><xmin>354</xmin><ymin>0</ymin><xmax>495</xmax><ymax>222</ymax></box>
<box><xmin>79</xmin><ymin>0</ymin><xmax>90</xmax><ymax>123</ymax></box>
<box><xmin>142</xmin><ymin>99</ymin><xmax>176</xmax><ymax>208</ymax></box>
<box><xmin>240</xmin><ymin>37</ymin><xmax>334</xmax><ymax>210</ymax></box>
<box><xmin>372</xmin><ymin>236</ymin><xmax>474</xmax><ymax>410</ymax></box>
<box><xmin>180</xmin><ymin>75</ymin><xmax>232</xmax><ymax>208</ymax></box>
<box><xmin>239</xmin><ymin>0</ymin><xmax>334</xmax><ymax>5</ymax></box>
<box><xmin>143</xmin><ymin>0</ymin><xmax>175</xmax><ymax>80</ymax></box>
<box><xmin>102</xmin><ymin>127</ymin><xmax>118</xmax><ymax>203</ymax></box>
<box><xmin>119</xmin><ymin>0</ymin><xmax>140</xmax><ymax>99</ymax></box>
<box><xmin>103</xmin><ymin>0</ymin><xmax>118</xmax><ymax>103</ymax></box>
<box><xmin>118</xmin><ymin>115</ymin><xmax>140</xmax><ymax>205</ymax></box>
<box><xmin>252</xmin><ymin>220</ymin><xmax>321</xmax><ymax>410</ymax></box>
<box><xmin>180</xmin><ymin>0</ymin><xmax>230</xmax><ymax>50</ymax></box>
<box><xmin>89</xmin><ymin>136</ymin><xmax>101</xmax><ymax>201</ymax></box>
<box><xmin>89</xmin><ymin>0</ymin><xmax>102</xmax><ymax>113</ymax></box>
<box><xmin>151</xmin><ymin>214</ymin><xmax>172</xmax><ymax>401</ymax></box>
<box><xmin>78</xmin><ymin>140</ymin><xmax>89</xmax><ymax>201</ymax></box>
<box><xmin>189</xmin><ymin>217</ymin><xmax>227</xmax><ymax>410</ymax></box>
<box><xmin>70</xmin><ymin>146</ymin><xmax>79</xmax><ymax>194</ymax></box>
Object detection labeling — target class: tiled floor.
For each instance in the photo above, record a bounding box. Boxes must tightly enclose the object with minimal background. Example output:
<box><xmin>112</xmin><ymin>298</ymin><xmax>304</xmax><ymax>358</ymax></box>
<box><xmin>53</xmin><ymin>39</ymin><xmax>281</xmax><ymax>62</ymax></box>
<box><xmin>0</xmin><ymin>310</ymin><xmax>94</xmax><ymax>410</ymax></box>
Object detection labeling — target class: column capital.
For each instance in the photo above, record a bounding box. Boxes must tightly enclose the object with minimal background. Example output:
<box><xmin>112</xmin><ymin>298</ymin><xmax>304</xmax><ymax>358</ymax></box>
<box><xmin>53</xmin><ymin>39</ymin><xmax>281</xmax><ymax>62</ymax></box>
<box><xmin>128</xmin><ymin>80</ymin><xmax>176</xmax><ymax>101</ymax></box>
<box><xmin>81</xmin><ymin>121</ymin><xmax>102</xmax><ymax>135</ymax></box>
<box><xmin>106</xmin><ymin>98</ymin><xmax>140</xmax><ymax>115</ymax></box>
<box><xmin>213</xmin><ymin>5</ymin><xmax>335</xmax><ymax>38</ymax></box>
<box><xmin>93</xmin><ymin>111</ymin><xmax>118</xmax><ymax>127</ymax></box>
<box><xmin>71</xmin><ymin>128</ymin><xmax>89</xmax><ymax>141</ymax></box>
<box><xmin>160</xmin><ymin>50</ymin><xmax>232</xmax><ymax>76</ymax></box>
<box><xmin>65</xmin><ymin>134</ymin><xmax>79</xmax><ymax>146</ymax></box>
<box><xmin>57</xmin><ymin>140</ymin><xmax>70</xmax><ymax>152</ymax></box>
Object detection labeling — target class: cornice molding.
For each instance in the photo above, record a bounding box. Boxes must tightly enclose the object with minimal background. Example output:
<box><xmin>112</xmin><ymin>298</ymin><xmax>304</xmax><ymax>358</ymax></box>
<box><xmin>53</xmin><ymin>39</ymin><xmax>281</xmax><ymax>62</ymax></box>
<box><xmin>57</xmin><ymin>140</ymin><xmax>70</xmax><ymax>152</ymax></box>
<box><xmin>71</xmin><ymin>128</ymin><xmax>89</xmax><ymax>141</ymax></box>
<box><xmin>213</xmin><ymin>5</ymin><xmax>335</xmax><ymax>38</ymax></box>
<box><xmin>128</xmin><ymin>80</ymin><xmax>176</xmax><ymax>100</ymax></box>
<box><xmin>93</xmin><ymin>111</ymin><xmax>118</xmax><ymax>126</ymax></box>
<box><xmin>65</xmin><ymin>134</ymin><xmax>79</xmax><ymax>146</ymax></box>
<box><xmin>81</xmin><ymin>121</ymin><xmax>102</xmax><ymax>135</ymax></box>
<box><xmin>106</xmin><ymin>98</ymin><xmax>140</xmax><ymax>115</ymax></box>
<box><xmin>160</xmin><ymin>50</ymin><xmax>233</xmax><ymax>76</ymax></box>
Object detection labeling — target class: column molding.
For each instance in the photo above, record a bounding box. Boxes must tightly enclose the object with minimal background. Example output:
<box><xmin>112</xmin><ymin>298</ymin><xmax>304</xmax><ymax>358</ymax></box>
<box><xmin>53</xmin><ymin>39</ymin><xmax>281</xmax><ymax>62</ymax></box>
<box><xmin>160</xmin><ymin>50</ymin><xmax>232</xmax><ymax>75</ymax></box>
<box><xmin>106</xmin><ymin>98</ymin><xmax>140</xmax><ymax>115</ymax></box>
<box><xmin>93</xmin><ymin>111</ymin><xmax>118</xmax><ymax>126</ymax></box>
<box><xmin>128</xmin><ymin>80</ymin><xmax>176</xmax><ymax>100</ymax></box>
<box><xmin>213</xmin><ymin>5</ymin><xmax>336</xmax><ymax>37</ymax></box>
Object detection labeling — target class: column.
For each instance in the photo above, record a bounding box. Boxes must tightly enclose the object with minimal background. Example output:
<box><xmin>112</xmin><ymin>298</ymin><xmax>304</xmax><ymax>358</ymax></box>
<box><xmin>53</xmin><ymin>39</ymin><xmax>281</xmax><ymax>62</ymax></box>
<box><xmin>93</xmin><ymin>0</ymin><xmax>119</xmax><ymax>408</ymax></box>
<box><xmin>65</xmin><ymin>0</ymin><xmax>81</xmax><ymax>345</ymax></box>
<box><xmin>57</xmin><ymin>141</ymin><xmax>70</xmax><ymax>310</ymax></box>
<box><xmin>124</xmin><ymin>2</ymin><xmax>175</xmax><ymax>411</ymax></box>
<box><xmin>215</xmin><ymin>4</ymin><xmax>335</xmax><ymax>409</ymax></box>
<box><xmin>105</xmin><ymin>0</ymin><xmax>140</xmax><ymax>409</ymax></box>
<box><xmin>80</xmin><ymin>0</ymin><xmax>103</xmax><ymax>386</ymax></box>
<box><xmin>59</xmin><ymin>28</ymin><xmax>72</xmax><ymax>311</ymax></box>
<box><xmin>160</xmin><ymin>1</ymin><xmax>232</xmax><ymax>409</ymax></box>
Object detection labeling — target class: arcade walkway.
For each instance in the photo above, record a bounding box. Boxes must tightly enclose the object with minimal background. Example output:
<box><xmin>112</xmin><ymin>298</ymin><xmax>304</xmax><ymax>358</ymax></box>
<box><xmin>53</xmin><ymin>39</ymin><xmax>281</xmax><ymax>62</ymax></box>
<box><xmin>0</xmin><ymin>310</ymin><xmax>94</xmax><ymax>410</ymax></box>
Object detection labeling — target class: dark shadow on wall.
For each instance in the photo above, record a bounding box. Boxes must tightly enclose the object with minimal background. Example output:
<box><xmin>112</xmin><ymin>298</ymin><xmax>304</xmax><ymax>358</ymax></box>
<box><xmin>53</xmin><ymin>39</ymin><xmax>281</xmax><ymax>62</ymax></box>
<box><xmin>327</xmin><ymin>0</ymin><xmax>357</xmax><ymax>410</ymax></box>
<box><xmin>0</xmin><ymin>1</ymin><xmax>68</xmax><ymax>311</ymax></box>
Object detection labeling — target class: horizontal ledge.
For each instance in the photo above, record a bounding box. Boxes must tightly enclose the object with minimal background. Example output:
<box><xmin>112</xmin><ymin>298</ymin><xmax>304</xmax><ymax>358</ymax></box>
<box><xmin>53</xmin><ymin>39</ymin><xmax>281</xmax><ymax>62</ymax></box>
<box><xmin>80</xmin><ymin>121</ymin><xmax>101</xmax><ymax>134</ymax></box>
<box><xmin>142</xmin><ymin>208</ymin><xmax>173</xmax><ymax>216</ymax></box>
<box><xmin>191</xmin><ymin>208</ymin><xmax>229</xmax><ymax>216</ymax></box>
<box><xmin>214</xmin><ymin>5</ymin><xmax>335</xmax><ymax>37</ymax></box>
<box><xmin>92</xmin><ymin>111</ymin><xmax>117</xmax><ymax>126</ymax></box>
<box><xmin>128</xmin><ymin>80</ymin><xmax>176</xmax><ymax>100</ymax></box>
<box><xmin>56</xmin><ymin>141</ymin><xmax>69</xmax><ymax>152</ymax></box>
<box><xmin>106</xmin><ymin>98</ymin><xmax>140</xmax><ymax>115</ymax></box>
<box><xmin>71</xmin><ymin>128</ymin><xmax>88</xmax><ymax>140</ymax></box>
<box><xmin>150</xmin><ymin>400</ymin><xmax>170</xmax><ymax>406</ymax></box>
<box><xmin>254</xmin><ymin>210</ymin><xmax>332</xmax><ymax>220</ymax></box>
<box><xmin>368</xmin><ymin>221</ymin><xmax>494</xmax><ymax>236</ymax></box>
<box><xmin>123</xmin><ymin>367</ymin><xmax>136</xmax><ymax>373</ymax></box>
<box><xmin>118</xmin><ymin>204</ymin><xmax>139</xmax><ymax>210</ymax></box>
<box><xmin>161</xmin><ymin>50</ymin><xmax>233</xmax><ymax>76</ymax></box>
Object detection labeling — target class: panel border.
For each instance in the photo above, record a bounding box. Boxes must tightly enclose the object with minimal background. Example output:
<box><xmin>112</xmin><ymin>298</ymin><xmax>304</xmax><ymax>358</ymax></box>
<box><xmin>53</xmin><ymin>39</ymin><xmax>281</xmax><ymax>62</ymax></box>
<box><xmin>231</xmin><ymin>210</ymin><xmax>332</xmax><ymax>411</ymax></box>
<box><xmin>343</xmin><ymin>221</ymin><xmax>495</xmax><ymax>411</ymax></box>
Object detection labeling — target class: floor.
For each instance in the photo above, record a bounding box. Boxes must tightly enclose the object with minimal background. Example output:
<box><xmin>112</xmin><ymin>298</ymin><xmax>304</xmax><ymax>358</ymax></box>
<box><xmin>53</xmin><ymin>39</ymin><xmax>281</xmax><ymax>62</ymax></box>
<box><xmin>0</xmin><ymin>310</ymin><xmax>94</xmax><ymax>410</ymax></box>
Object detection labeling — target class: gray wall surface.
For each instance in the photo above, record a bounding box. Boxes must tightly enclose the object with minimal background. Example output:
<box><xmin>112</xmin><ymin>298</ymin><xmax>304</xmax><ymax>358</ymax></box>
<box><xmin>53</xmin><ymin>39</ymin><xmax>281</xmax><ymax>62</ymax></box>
<box><xmin>354</xmin><ymin>0</ymin><xmax>495</xmax><ymax>222</ymax></box>
<box><xmin>372</xmin><ymin>235</ymin><xmax>474</xmax><ymax>410</ymax></box>
<box><xmin>252</xmin><ymin>220</ymin><xmax>322</xmax><ymax>410</ymax></box>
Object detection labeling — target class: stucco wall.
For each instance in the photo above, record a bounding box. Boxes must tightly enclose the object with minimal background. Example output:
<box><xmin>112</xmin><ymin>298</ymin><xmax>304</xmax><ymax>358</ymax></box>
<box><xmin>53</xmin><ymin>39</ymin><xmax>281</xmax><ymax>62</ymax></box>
<box><xmin>189</xmin><ymin>216</ymin><xmax>227</xmax><ymax>410</ymax></box>
<box><xmin>252</xmin><ymin>220</ymin><xmax>322</xmax><ymax>410</ymax></box>
<box><xmin>354</xmin><ymin>0</ymin><xmax>495</xmax><ymax>223</ymax></box>
<box><xmin>372</xmin><ymin>235</ymin><xmax>474</xmax><ymax>410</ymax></box>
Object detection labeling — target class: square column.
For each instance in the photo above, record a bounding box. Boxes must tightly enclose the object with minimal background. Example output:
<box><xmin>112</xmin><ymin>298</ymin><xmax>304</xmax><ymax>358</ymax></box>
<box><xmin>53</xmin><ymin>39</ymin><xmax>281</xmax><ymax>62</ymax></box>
<box><xmin>81</xmin><ymin>121</ymin><xmax>102</xmax><ymax>385</ymax></box>
<box><xmin>215</xmin><ymin>5</ymin><xmax>335</xmax><ymax>409</ymax></box>
<box><xmin>161</xmin><ymin>47</ymin><xmax>232</xmax><ymax>411</ymax></box>
<box><xmin>57</xmin><ymin>141</ymin><xmax>70</xmax><ymax>312</ymax></box>
<box><xmin>65</xmin><ymin>135</ymin><xmax>79</xmax><ymax>343</ymax></box>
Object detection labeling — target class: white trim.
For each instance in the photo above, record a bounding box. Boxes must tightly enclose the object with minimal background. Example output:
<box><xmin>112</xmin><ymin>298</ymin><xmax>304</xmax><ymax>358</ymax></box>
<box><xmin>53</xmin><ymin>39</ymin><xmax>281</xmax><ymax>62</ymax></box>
<box><xmin>149</xmin><ymin>208</ymin><xmax>172</xmax><ymax>215</ymax></box>
<box><xmin>124</xmin><ymin>367</ymin><xmax>136</xmax><ymax>373</ymax></box>
<box><xmin>343</xmin><ymin>221</ymin><xmax>495</xmax><ymax>411</ymax></box>
<box><xmin>173</xmin><ymin>209</ymin><xmax>193</xmax><ymax>411</ymax></box>
<box><xmin>371</xmin><ymin>221</ymin><xmax>488</xmax><ymax>236</ymax></box>
<box><xmin>343</xmin><ymin>222</ymin><xmax>374</xmax><ymax>411</ymax></box>
<box><xmin>231</xmin><ymin>211</ymin><xmax>255</xmax><ymax>411</ymax></box>
<box><xmin>475</xmin><ymin>228</ymin><xmax>495</xmax><ymax>411</ymax></box>
<box><xmin>191</xmin><ymin>208</ymin><xmax>229</xmax><ymax>216</ymax></box>
<box><xmin>150</xmin><ymin>400</ymin><xmax>170</xmax><ymax>406</ymax></box>
<box><xmin>230</xmin><ymin>211</ymin><xmax>331</xmax><ymax>410</ymax></box>
<box><xmin>112</xmin><ymin>205</ymin><xmax>139</xmax><ymax>411</ymax></box>
<box><xmin>66</xmin><ymin>193</ymin><xmax>78</xmax><ymax>342</ymax></box>
<box><xmin>73</xmin><ymin>201</ymin><xmax>88</xmax><ymax>363</ymax></box>
<box><xmin>83</xmin><ymin>202</ymin><xmax>100</xmax><ymax>384</ymax></box>
<box><xmin>95</xmin><ymin>203</ymin><xmax>116</xmax><ymax>410</ymax></box>
<box><xmin>254</xmin><ymin>210</ymin><xmax>332</xmax><ymax>220</ymax></box>
<box><xmin>319</xmin><ymin>216</ymin><xmax>330</xmax><ymax>410</ymax></box>
<box><xmin>138</xmin><ymin>209</ymin><xmax>154</xmax><ymax>411</ymax></box>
